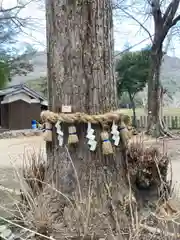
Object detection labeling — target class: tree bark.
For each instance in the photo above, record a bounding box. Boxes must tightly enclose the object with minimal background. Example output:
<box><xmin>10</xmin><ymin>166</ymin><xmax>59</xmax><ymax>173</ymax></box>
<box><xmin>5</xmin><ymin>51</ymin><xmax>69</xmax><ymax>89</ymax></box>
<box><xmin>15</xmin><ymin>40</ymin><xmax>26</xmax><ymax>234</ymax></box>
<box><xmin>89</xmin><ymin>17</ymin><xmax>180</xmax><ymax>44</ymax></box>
<box><xmin>147</xmin><ymin>43</ymin><xmax>163</xmax><ymax>136</ymax></box>
<box><xmin>46</xmin><ymin>0</ymin><xmax>117</xmax><ymax>115</ymax></box>
<box><xmin>128</xmin><ymin>92</ymin><xmax>136</xmax><ymax>127</ymax></box>
<box><xmin>45</xmin><ymin>0</ymin><xmax>130</xmax><ymax>208</ymax></box>
<box><xmin>147</xmin><ymin>44</ymin><xmax>173</xmax><ymax>137</ymax></box>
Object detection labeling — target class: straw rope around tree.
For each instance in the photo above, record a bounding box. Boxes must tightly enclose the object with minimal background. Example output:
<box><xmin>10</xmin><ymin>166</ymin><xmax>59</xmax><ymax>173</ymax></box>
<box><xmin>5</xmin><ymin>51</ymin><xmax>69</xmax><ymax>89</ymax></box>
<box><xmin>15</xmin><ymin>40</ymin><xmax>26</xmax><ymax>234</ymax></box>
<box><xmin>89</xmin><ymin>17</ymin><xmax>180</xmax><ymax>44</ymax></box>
<box><xmin>40</xmin><ymin>110</ymin><xmax>131</xmax><ymax>125</ymax></box>
<box><xmin>40</xmin><ymin>110</ymin><xmax>132</xmax><ymax>155</ymax></box>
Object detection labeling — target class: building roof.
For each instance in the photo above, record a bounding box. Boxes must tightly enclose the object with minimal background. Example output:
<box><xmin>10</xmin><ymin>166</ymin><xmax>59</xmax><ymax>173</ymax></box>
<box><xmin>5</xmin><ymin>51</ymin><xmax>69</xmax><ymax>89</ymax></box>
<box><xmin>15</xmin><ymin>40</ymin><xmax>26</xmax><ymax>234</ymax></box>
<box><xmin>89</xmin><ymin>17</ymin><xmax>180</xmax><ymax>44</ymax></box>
<box><xmin>0</xmin><ymin>84</ymin><xmax>48</xmax><ymax>105</ymax></box>
<box><xmin>0</xmin><ymin>84</ymin><xmax>46</xmax><ymax>101</ymax></box>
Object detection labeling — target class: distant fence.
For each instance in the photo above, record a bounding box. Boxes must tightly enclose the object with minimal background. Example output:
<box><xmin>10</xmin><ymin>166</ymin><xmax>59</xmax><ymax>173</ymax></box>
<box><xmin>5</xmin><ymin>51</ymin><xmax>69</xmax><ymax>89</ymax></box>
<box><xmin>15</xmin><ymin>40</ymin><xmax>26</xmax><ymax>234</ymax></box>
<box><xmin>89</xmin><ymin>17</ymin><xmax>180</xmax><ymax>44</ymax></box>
<box><xmin>135</xmin><ymin>116</ymin><xmax>180</xmax><ymax>129</ymax></box>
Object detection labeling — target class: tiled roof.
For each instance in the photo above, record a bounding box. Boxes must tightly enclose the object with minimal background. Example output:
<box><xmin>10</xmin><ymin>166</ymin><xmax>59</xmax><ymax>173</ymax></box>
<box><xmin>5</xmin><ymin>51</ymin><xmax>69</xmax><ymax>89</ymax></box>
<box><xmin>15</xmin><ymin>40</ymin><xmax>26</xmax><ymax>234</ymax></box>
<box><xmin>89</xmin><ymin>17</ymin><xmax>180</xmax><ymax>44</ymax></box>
<box><xmin>0</xmin><ymin>84</ymin><xmax>46</xmax><ymax>101</ymax></box>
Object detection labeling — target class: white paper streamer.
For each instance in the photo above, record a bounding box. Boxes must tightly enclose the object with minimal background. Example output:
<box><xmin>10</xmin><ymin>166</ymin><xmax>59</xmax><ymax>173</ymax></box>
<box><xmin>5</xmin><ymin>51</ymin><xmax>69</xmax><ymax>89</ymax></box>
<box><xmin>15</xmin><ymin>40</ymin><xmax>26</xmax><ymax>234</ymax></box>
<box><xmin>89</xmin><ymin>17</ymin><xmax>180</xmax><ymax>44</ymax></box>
<box><xmin>86</xmin><ymin>122</ymin><xmax>97</xmax><ymax>151</ymax></box>
<box><xmin>111</xmin><ymin>121</ymin><xmax>120</xmax><ymax>146</ymax></box>
<box><xmin>55</xmin><ymin>120</ymin><xmax>64</xmax><ymax>146</ymax></box>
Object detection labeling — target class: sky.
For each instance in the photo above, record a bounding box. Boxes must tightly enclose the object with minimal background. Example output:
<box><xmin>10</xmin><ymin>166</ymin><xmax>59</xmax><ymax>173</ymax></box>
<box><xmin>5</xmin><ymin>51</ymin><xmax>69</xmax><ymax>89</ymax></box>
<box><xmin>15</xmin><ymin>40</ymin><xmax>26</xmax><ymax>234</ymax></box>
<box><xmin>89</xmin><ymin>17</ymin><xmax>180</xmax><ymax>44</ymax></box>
<box><xmin>3</xmin><ymin>0</ymin><xmax>180</xmax><ymax>57</ymax></box>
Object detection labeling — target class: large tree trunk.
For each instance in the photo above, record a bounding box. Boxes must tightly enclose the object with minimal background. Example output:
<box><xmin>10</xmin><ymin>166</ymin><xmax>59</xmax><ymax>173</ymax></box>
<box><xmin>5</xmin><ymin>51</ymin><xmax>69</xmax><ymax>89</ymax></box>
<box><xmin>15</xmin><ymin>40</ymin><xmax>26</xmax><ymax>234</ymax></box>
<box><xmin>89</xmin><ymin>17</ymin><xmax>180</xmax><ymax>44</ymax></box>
<box><xmin>46</xmin><ymin>0</ymin><xmax>117</xmax><ymax>115</ymax></box>
<box><xmin>45</xmin><ymin>0</ymin><xmax>132</xmax><ymax>220</ymax></box>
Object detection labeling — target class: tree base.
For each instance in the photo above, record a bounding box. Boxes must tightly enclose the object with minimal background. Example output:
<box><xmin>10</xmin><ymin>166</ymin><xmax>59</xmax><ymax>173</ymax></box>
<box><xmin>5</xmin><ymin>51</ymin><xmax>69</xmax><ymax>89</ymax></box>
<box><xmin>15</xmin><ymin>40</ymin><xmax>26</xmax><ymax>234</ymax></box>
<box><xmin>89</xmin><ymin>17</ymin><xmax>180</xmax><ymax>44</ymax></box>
<box><xmin>146</xmin><ymin>117</ymin><xmax>173</xmax><ymax>138</ymax></box>
<box><xmin>20</xmin><ymin>141</ymin><xmax>171</xmax><ymax>240</ymax></box>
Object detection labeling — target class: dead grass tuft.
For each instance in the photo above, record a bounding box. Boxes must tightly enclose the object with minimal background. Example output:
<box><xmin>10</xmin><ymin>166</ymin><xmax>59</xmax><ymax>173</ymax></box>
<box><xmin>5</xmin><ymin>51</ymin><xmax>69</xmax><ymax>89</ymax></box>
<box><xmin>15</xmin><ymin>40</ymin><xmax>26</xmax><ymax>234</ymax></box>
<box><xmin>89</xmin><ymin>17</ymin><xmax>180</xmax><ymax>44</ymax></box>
<box><xmin>1</xmin><ymin>140</ymin><xmax>180</xmax><ymax>240</ymax></box>
<box><xmin>22</xmin><ymin>151</ymin><xmax>46</xmax><ymax>197</ymax></box>
<box><xmin>127</xmin><ymin>143</ymin><xmax>170</xmax><ymax>203</ymax></box>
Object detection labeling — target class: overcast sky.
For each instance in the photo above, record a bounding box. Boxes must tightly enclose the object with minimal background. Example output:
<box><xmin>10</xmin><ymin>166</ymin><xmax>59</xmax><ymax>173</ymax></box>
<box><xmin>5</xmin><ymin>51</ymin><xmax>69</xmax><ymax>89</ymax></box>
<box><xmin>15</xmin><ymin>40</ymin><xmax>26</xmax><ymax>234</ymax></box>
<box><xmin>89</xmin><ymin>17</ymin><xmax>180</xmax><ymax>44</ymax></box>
<box><xmin>3</xmin><ymin>0</ymin><xmax>180</xmax><ymax>57</ymax></box>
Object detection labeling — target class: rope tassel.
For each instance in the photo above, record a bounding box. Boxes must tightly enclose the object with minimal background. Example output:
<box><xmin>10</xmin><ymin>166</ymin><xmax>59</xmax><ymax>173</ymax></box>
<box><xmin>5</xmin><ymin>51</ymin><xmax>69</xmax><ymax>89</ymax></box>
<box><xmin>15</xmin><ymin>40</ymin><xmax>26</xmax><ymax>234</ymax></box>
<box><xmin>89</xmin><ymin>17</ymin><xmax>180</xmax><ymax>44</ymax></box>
<box><xmin>43</xmin><ymin>122</ymin><xmax>52</xmax><ymax>142</ymax></box>
<box><xmin>68</xmin><ymin>126</ymin><xmax>79</xmax><ymax>145</ymax></box>
<box><xmin>119</xmin><ymin>121</ymin><xmax>130</xmax><ymax>146</ymax></box>
<box><xmin>101</xmin><ymin>131</ymin><xmax>113</xmax><ymax>155</ymax></box>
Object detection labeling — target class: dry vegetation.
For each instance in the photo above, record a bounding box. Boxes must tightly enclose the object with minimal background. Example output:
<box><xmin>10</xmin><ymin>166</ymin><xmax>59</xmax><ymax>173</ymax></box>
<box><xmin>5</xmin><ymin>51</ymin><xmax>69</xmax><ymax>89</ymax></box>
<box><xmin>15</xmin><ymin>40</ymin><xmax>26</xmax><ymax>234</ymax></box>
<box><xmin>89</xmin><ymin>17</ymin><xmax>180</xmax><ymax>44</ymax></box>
<box><xmin>1</xmin><ymin>140</ymin><xmax>178</xmax><ymax>240</ymax></box>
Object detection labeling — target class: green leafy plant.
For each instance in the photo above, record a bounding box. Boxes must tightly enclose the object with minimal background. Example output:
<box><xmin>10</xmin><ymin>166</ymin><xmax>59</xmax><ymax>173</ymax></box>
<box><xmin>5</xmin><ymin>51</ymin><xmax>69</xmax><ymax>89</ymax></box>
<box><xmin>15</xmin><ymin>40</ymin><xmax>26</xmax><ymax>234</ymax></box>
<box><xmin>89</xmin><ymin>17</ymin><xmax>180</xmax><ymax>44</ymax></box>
<box><xmin>0</xmin><ymin>59</ymin><xmax>10</xmax><ymax>88</ymax></box>
<box><xmin>116</xmin><ymin>50</ymin><xmax>150</xmax><ymax>126</ymax></box>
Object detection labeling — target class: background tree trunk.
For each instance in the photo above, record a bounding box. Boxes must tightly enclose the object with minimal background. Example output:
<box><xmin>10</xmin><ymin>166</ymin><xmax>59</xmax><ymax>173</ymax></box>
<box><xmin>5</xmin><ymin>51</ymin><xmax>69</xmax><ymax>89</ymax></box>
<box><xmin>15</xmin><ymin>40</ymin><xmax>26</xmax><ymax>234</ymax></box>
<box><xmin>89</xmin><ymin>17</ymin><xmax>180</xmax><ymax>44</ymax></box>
<box><xmin>146</xmin><ymin>0</ymin><xmax>180</xmax><ymax>137</ymax></box>
<box><xmin>147</xmin><ymin>45</ymin><xmax>162</xmax><ymax>135</ymax></box>
<box><xmin>147</xmin><ymin>44</ymin><xmax>172</xmax><ymax>137</ymax></box>
<box><xmin>128</xmin><ymin>92</ymin><xmax>136</xmax><ymax>127</ymax></box>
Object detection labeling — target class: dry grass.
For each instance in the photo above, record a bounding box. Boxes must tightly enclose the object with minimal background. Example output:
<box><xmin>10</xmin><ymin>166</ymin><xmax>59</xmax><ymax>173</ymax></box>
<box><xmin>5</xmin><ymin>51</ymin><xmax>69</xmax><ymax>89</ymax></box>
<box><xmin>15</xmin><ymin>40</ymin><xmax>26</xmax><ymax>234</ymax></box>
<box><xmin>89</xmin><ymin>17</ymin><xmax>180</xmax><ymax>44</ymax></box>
<box><xmin>0</xmin><ymin>142</ymin><xmax>180</xmax><ymax>240</ymax></box>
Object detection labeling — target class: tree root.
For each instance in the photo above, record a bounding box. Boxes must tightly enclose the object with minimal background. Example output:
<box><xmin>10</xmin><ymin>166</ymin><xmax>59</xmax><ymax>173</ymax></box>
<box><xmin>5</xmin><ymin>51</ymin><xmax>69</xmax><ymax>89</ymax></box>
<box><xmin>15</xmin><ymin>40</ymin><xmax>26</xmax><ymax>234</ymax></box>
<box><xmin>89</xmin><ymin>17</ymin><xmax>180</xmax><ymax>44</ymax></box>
<box><xmin>146</xmin><ymin>117</ymin><xmax>174</xmax><ymax>138</ymax></box>
<box><xmin>159</xmin><ymin>117</ymin><xmax>173</xmax><ymax>138</ymax></box>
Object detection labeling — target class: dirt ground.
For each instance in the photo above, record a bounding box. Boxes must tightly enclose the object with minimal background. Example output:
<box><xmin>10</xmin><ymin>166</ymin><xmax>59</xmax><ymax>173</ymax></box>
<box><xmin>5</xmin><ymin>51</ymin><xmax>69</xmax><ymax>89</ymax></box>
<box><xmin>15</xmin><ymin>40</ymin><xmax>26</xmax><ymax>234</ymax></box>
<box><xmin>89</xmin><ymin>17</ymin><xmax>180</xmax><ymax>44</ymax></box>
<box><xmin>0</xmin><ymin>136</ymin><xmax>45</xmax><ymax>167</ymax></box>
<box><xmin>0</xmin><ymin>136</ymin><xmax>45</xmax><ymax>185</ymax></box>
<box><xmin>0</xmin><ymin>135</ymin><xmax>180</xmax><ymax>185</ymax></box>
<box><xmin>0</xmin><ymin>136</ymin><xmax>45</xmax><ymax>217</ymax></box>
<box><xmin>0</xmin><ymin>135</ymin><xmax>180</xmax><ymax>217</ymax></box>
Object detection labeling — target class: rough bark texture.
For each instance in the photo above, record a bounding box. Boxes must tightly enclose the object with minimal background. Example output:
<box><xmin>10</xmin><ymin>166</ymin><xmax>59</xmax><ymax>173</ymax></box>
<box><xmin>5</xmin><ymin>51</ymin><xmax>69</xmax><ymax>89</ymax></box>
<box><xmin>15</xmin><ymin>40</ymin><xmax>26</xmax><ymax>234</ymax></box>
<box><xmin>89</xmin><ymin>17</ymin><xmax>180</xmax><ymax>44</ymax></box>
<box><xmin>128</xmin><ymin>92</ymin><xmax>136</xmax><ymax>127</ymax></box>
<box><xmin>45</xmin><ymin>0</ymin><xmax>130</xmax><ymax>204</ymax></box>
<box><xmin>46</xmin><ymin>0</ymin><xmax>117</xmax><ymax>114</ymax></box>
<box><xmin>147</xmin><ymin>45</ymin><xmax>163</xmax><ymax>136</ymax></box>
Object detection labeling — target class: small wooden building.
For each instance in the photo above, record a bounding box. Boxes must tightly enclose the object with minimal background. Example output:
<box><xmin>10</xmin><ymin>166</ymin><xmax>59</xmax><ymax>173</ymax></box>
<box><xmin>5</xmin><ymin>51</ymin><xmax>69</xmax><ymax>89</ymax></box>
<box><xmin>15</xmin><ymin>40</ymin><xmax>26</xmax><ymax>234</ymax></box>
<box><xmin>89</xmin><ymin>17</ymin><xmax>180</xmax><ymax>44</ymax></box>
<box><xmin>0</xmin><ymin>84</ymin><xmax>48</xmax><ymax>130</ymax></box>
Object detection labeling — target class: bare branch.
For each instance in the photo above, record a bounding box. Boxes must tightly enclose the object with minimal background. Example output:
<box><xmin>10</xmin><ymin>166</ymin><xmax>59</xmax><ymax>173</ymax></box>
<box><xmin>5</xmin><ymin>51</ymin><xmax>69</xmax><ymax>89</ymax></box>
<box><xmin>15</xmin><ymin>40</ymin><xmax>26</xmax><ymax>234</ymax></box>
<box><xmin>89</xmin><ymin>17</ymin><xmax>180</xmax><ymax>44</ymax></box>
<box><xmin>0</xmin><ymin>5</ymin><xmax>24</xmax><ymax>13</ymax></box>
<box><xmin>0</xmin><ymin>0</ymin><xmax>40</xmax><ymax>12</ymax></box>
<box><xmin>160</xmin><ymin>0</ymin><xmax>180</xmax><ymax>41</ymax></box>
<box><xmin>162</xmin><ymin>0</ymin><xmax>180</xmax><ymax>27</ymax></box>
<box><xmin>162</xmin><ymin>1</ymin><xmax>174</xmax><ymax>21</ymax></box>
<box><xmin>0</xmin><ymin>0</ymin><xmax>45</xmax><ymax>80</ymax></box>
<box><xmin>0</xmin><ymin>0</ymin><xmax>45</xmax><ymax>48</ymax></box>
<box><xmin>151</xmin><ymin>0</ymin><xmax>163</xmax><ymax>26</ymax></box>
<box><xmin>171</xmin><ymin>14</ymin><xmax>180</xmax><ymax>26</ymax></box>
<box><xmin>118</xmin><ymin>7</ymin><xmax>153</xmax><ymax>42</ymax></box>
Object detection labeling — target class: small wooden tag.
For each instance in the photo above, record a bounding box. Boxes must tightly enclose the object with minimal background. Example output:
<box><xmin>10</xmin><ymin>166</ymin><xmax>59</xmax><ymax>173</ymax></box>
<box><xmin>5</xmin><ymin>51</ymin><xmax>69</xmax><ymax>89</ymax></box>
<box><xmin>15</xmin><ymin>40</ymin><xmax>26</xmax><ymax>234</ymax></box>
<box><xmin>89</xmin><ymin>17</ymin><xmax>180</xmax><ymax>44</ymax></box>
<box><xmin>62</xmin><ymin>105</ymin><xmax>72</xmax><ymax>113</ymax></box>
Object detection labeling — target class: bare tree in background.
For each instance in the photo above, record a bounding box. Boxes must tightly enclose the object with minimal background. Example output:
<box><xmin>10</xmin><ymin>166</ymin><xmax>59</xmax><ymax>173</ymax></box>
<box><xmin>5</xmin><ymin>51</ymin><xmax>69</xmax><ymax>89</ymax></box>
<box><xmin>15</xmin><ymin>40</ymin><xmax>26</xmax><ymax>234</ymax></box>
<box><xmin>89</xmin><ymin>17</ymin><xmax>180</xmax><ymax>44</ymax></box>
<box><xmin>147</xmin><ymin>0</ymin><xmax>180</xmax><ymax>136</ymax></box>
<box><xmin>0</xmin><ymin>0</ymin><xmax>44</xmax><ymax>82</ymax></box>
<box><xmin>115</xmin><ymin>0</ymin><xmax>180</xmax><ymax>137</ymax></box>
